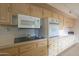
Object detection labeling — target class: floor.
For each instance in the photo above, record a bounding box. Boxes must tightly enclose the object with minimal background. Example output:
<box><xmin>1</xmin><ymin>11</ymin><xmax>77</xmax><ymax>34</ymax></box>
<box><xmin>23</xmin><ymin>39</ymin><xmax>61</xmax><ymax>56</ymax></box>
<box><xmin>58</xmin><ymin>43</ymin><xmax>79</xmax><ymax>56</ymax></box>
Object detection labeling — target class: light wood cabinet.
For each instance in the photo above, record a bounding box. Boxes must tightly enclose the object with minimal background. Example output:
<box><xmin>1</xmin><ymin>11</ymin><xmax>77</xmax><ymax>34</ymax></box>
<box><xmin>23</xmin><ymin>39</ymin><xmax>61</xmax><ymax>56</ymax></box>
<box><xmin>52</xmin><ymin>12</ymin><xmax>59</xmax><ymax>19</ymax></box>
<box><xmin>18</xmin><ymin>42</ymin><xmax>36</xmax><ymax>55</ymax></box>
<box><xmin>69</xmin><ymin>19</ymin><xmax>75</xmax><ymax>27</ymax></box>
<box><xmin>35</xmin><ymin>40</ymin><xmax>48</xmax><ymax>56</ymax></box>
<box><xmin>36</xmin><ymin>40</ymin><xmax>47</xmax><ymax>47</ymax></box>
<box><xmin>30</xmin><ymin>5</ymin><xmax>42</xmax><ymax>18</ymax></box>
<box><xmin>0</xmin><ymin>39</ymin><xmax>48</xmax><ymax>56</ymax></box>
<box><xmin>18</xmin><ymin>39</ymin><xmax>48</xmax><ymax>56</ymax></box>
<box><xmin>11</xmin><ymin>3</ymin><xmax>30</xmax><ymax>15</ymax></box>
<box><xmin>58</xmin><ymin>15</ymin><xmax>64</xmax><ymax>29</ymax></box>
<box><xmin>35</xmin><ymin>46</ymin><xmax>48</xmax><ymax>56</ymax></box>
<box><xmin>0</xmin><ymin>47</ymin><xmax>19</xmax><ymax>56</ymax></box>
<box><xmin>0</xmin><ymin>4</ymin><xmax>12</xmax><ymax>24</ymax></box>
<box><xmin>64</xmin><ymin>17</ymin><xmax>75</xmax><ymax>28</ymax></box>
<box><xmin>43</xmin><ymin>8</ymin><xmax>52</xmax><ymax>19</ymax></box>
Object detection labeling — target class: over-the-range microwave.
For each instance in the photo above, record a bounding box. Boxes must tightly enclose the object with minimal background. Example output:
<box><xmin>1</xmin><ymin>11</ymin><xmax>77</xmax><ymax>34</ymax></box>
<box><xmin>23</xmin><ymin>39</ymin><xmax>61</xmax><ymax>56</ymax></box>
<box><xmin>12</xmin><ymin>14</ymin><xmax>40</xmax><ymax>28</ymax></box>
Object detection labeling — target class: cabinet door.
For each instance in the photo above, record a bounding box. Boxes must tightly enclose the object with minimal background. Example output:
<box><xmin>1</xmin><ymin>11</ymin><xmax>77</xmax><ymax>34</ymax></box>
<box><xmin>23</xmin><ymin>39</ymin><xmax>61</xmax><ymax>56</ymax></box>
<box><xmin>69</xmin><ymin>19</ymin><xmax>75</xmax><ymax>27</ymax></box>
<box><xmin>43</xmin><ymin>8</ymin><xmax>52</xmax><ymax>19</ymax></box>
<box><xmin>0</xmin><ymin>47</ymin><xmax>19</xmax><ymax>56</ymax></box>
<box><xmin>53</xmin><ymin>12</ymin><xmax>59</xmax><ymax>19</ymax></box>
<box><xmin>19</xmin><ymin>43</ymin><xmax>36</xmax><ymax>54</ymax></box>
<box><xmin>20</xmin><ymin>48</ymin><xmax>37</xmax><ymax>56</ymax></box>
<box><xmin>36</xmin><ymin>40</ymin><xmax>47</xmax><ymax>47</ymax></box>
<box><xmin>58</xmin><ymin>15</ymin><xmax>64</xmax><ymax>29</ymax></box>
<box><xmin>0</xmin><ymin>4</ymin><xmax>11</xmax><ymax>24</ymax></box>
<box><xmin>34</xmin><ymin>46</ymin><xmax>48</xmax><ymax>56</ymax></box>
<box><xmin>11</xmin><ymin>3</ymin><xmax>30</xmax><ymax>15</ymax></box>
<box><xmin>30</xmin><ymin>5</ymin><xmax>42</xmax><ymax>18</ymax></box>
<box><xmin>64</xmin><ymin>17</ymin><xmax>74</xmax><ymax>28</ymax></box>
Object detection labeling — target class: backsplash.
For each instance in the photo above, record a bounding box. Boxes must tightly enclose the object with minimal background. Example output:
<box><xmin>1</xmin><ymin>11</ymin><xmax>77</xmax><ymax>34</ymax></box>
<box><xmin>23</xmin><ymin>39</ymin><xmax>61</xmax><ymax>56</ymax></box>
<box><xmin>0</xmin><ymin>25</ymin><xmax>40</xmax><ymax>42</ymax></box>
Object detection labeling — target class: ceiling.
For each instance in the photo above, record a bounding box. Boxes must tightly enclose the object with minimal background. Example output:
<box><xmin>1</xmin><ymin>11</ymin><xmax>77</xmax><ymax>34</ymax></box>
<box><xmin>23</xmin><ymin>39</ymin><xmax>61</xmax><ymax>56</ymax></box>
<box><xmin>48</xmin><ymin>3</ymin><xmax>79</xmax><ymax>19</ymax></box>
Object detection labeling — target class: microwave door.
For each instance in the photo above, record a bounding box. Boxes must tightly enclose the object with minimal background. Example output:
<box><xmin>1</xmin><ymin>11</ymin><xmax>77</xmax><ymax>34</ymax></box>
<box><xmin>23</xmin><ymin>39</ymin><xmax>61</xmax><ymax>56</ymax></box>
<box><xmin>18</xmin><ymin>15</ymin><xmax>35</xmax><ymax>28</ymax></box>
<box><xmin>18</xmin><ymin>14</ymin><xmax>40</xmax><ymax>28</ymax></box>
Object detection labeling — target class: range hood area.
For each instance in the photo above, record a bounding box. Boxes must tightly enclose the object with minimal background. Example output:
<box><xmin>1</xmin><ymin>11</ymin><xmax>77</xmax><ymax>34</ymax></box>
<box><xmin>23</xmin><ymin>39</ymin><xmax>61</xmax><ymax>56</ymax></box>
<box><xmin>12</xmin><ymin>14</ymin><xmax>41</xmax><ymax>28</ymax></box>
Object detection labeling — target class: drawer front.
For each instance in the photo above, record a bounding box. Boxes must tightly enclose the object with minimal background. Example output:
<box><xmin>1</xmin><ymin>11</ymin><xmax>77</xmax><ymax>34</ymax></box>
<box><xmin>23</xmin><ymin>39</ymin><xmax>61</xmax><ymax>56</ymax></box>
<box><xmin>19</xmin><ymin>43</ymin><xmax>36</xmax><ymax>53</ymax></box>
<box><xmin>0</xmin><ymin>47</ymin><xmax>19</xmax><ymax>56</ymax></box>
<box><xmin>34</xmin><ymin>46</ymin><xmax>48</xmax><ymax>56</ymax></box>
<box><xmin>42</xmin><ymin>47</ymin><xmax>48</xmax><ymax>56</ymax></box>
<box><xmin>20</xmin><ymin>49</ymin><xmax>36</xmax><ymax>56</ymax></box>
<box><xmin>37</xmin><ymin>40</ymin><xmax>47</xmax><ymax>47</ymax></box>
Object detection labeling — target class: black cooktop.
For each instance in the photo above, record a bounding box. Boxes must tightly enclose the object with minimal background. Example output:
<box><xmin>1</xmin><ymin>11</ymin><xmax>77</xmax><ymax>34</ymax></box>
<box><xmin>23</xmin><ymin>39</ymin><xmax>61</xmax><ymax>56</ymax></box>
<box><xmin>14</xmin><ymin>36</ymin><xmax>44</xmax><ymax>43</ymax></box>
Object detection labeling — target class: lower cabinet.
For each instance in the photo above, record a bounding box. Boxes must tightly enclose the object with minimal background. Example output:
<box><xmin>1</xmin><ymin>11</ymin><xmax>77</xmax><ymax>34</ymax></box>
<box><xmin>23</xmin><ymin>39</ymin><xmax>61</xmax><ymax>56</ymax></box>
<box><xmin>18</xmin><ymin>39</ymin><xmax>48</xmax><ymax>56</ymax></box>
<box><xmin>0</xmin><ymin>39</ymin><xmax>48</xmax><ymax>56</ymax></box>
<box><xmin>0</xmin><ymin>47</ymin><xmax>19</xmax><ymax>56</ymax></box>
<box><xmin>35</xmin><ymin>46</ymin><xmax>48</xmax><ymax>56</ymax></box>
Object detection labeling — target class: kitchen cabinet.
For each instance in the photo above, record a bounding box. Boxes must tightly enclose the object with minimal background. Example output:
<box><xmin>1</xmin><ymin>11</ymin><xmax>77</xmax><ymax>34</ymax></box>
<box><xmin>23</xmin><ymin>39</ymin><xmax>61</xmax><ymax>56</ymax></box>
<box><xmin>58</xmin><ymin>15</ymin><xmax>64</xmax><ymax>29</ymax></box>
<box><xmin>18</xmin><ymin>42</ymin><xmax>37</xmax><ymax>56</ymax></box>
<box><xmin>69</xmin><ymin>19</ymin><xmax>75</xmax><ymax>27</ymax></box>
<box><xmin>52</xmin><ymin>12</ymin><xmax>59</xmax><ymax>19</ymax></box>
<box><xmin>11</xmin><ymin>4</ymin><xmax>30</xmax><ymax>15</ymax></box>
<box><xmin>64</xmin><ymin>17</ymin><xmax>75</xmax><ymax>28</ymax></box>
<box><xmin>43</xmin><ymin>8</ymin><xmax>52</xmax><ymax>19</ymax></box>
<box><xmin>30</xmin><ymin>5</ymin><xmax>42</xmax><ymax>18</ymax></box>
<box><xmin>35</xmin><ymin>46</ymin><xmax>48</xmax><ymax>56</ymax></box>
<box><xmin>0</xmin><ymin>4</ymin><xmax>12</xmax><ymax>25</ymax></box>
<box><xmin>36</xmin><ymin>40</ymin><xmax>48</xmax><ymax>56</ymax></box>
<box><xmin>17</xmin><ymin>39</ymin><xmax>48</xmax><ymax>56</ymax></box>
<box><xmin>0</xmin><ymin>47</ymin><xmax>19</xmax><ymax>56</ymax></box>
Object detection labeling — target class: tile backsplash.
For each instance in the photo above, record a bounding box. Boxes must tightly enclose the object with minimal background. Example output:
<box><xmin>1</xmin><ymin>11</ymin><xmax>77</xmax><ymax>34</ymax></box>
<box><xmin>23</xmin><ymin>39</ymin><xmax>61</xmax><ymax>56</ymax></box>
<box><xmin>0</xmin><ymin>25</ymin><xmax>42</xmax><ymax>48</ymax></box>
<box><xmin>0</xmin><ymin>25</ymin><xmax>41</xmax><ymax>40</ymax></box>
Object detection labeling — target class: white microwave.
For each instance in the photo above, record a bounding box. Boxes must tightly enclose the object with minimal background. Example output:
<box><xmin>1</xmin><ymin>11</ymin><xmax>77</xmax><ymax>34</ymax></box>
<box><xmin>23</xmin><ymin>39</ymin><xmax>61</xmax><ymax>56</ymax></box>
<box><xmin>18</xmin><ymin>14</ymin><xmax>40</xmax><ymax>28</ymax></box>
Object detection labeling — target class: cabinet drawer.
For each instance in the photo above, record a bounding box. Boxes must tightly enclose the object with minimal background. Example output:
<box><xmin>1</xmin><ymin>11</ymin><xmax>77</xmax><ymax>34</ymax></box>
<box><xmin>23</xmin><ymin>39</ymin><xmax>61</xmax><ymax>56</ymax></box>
<box><xmin>37</xmin><ymin>40</ymin><xmax>47</xmax><ymax>47</ymax></box>
<box><xmin>20</xmin><ymin>49</ymin><xmax>36</xmax><ymax>56</ymax></box>
<box><xmin>0</xmin><ymin>47</ymin><xmax>19</xmax><ymax>56</ymax></box>
<box><xmin>19</xmin><ymin>43</ymin><xmax>36</xmax><ymax>53</ymax></box>
<box><xmin>34</xmin><ymin>46</ymin><xmax>48</xmax><ymax>56</ymax></box>
<box><xmin>42</xmin><ymin>47</ymin><xmax>48</xmax><ymax>56</ymax></box>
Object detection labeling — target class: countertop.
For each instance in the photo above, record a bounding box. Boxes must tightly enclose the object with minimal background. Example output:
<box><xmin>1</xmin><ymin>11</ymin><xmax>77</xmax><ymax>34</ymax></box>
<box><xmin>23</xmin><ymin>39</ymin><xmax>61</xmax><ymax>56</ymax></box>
<box><xmin>0</xmin><ymin>35</ymin><xmax>75</xmax><ymax>49</ymax></box>
<box><xmin>0</xmin><ymin>38</ymin><xmax>47</xmax><ymax>49</ymax></box>
<box><xmin>14</xmin><ymin>38</ymin><xmax>47</xmax><ymax>46</ymax></box>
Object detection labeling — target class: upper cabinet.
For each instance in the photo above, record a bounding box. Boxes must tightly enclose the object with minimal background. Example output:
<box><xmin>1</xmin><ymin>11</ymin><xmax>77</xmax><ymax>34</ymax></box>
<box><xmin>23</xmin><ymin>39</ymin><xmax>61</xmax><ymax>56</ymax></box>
<box><xmin>68</xmin><ymin>19</ymin><xmax>75</xmax><ymax>27</ymax></box>
<box><xmin>58</xmin><ymin>15</ymin><xmax>64</xmax><ymax>29</ymax></box>
<box><xmin>0</xmin><ymin>4</ymin><xmax>12</xmax><ymax>25</ymax></box>
<box><xmin>11</xmin><ymin>4</ymin><xmax>30</xmax><ymax>15</ymax></box>
<box><xmin>52</xmin><ymin>12</ymin><xmax>59</xmax><ymax>19</ymax></box>
<box><xmin>30</xmin><ymin>5</ymin><xmax>42</xmax><ymax>18</ymax></box>
<box><xmin>64</xmin><ymin>17</ymin><xmax>75</xmax><ymax>28</ymax></box>
<box><xmin>42</xmin><ymin>8</ymin><xmax>52</xmax><ymax>19</ymax></box>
